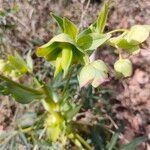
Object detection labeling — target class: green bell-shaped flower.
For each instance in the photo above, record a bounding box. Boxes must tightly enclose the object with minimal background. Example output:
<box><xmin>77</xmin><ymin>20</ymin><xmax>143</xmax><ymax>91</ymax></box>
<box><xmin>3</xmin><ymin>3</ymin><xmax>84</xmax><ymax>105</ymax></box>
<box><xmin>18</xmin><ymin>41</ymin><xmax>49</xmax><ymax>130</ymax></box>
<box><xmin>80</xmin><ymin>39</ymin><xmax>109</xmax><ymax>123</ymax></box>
<box><xmin>114</xmin><ymin>58</ymin><xmax>133</xmax><ymax>77</ymax></box>
<box><xmin>78</xmin><ymin>60</ymin><xmax>109</xmax><ymax>88</ymax></box>
<box><xmin>37</xmin><ymin>33</ymin><xmax>84</xmax><ymax>78</ymax></box>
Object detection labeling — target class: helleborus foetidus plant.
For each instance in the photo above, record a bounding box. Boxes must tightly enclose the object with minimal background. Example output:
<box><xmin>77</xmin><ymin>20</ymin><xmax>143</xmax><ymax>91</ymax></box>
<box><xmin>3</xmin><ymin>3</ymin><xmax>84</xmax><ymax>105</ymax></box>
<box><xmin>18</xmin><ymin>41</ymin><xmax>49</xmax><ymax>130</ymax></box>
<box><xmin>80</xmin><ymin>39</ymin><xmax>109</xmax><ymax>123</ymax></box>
<box><xmin>0</xmin><ymin>1</ymin><xmax>150</xmax><ymax>149</ymax></box>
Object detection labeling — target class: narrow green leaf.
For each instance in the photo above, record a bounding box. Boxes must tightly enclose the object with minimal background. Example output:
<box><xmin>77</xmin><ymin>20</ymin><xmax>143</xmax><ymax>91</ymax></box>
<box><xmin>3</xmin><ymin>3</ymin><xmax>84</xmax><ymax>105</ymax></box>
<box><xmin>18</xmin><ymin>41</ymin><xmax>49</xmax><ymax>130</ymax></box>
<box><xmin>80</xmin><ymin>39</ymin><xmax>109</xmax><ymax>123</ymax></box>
<box><xmin>120</xmin><ymin>136</ymin><xmax>148</xmax><ymax>150</ymax></box>
<box><xmin>63</xmin><ymin>17</ymin><xmax>78</xmax><ymax>39</ymax></box>
<box><xmin>107</xmin><ymin>131</ymin><xmax>120</xmax><ymax>150</ymax></box>
<box><xmin>96</xmin><ymin>2</ymin><xmax>109</xmax><ymax>33</ymax></box>
<box><xmin>0</xmin><ymin>74</ymin><xmax>45</xmax><ymax>104</ymax></box>
<box><xmin>51</xmin><ymin>13</ymin><xmax>64</xmax><ymax>31</ymax></box>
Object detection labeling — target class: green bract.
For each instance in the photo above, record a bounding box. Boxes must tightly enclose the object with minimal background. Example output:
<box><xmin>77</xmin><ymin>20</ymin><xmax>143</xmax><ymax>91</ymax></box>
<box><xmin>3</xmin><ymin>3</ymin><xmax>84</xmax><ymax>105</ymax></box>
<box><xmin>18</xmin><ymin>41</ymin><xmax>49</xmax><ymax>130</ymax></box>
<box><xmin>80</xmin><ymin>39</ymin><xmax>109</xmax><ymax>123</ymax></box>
<box><xmin>78</xmin><ymin>60</ymin><xmax>108</xmax><ymax>88</ymax></box>
<box><xmin>114</xmin><ymin>58</ymin><xmax>133</xmax><ymax>77</ymax></box>
<box><xmin>37</xmin><ymin>33</ymin><xmax>84</xmax><ymax>77</ymax></box>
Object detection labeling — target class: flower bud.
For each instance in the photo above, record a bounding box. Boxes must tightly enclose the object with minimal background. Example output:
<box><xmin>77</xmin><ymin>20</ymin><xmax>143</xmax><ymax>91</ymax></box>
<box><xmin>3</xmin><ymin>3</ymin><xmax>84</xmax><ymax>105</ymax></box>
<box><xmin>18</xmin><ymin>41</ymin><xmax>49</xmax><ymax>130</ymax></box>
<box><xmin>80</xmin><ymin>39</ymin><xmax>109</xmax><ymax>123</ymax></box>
<box><xmin>114</xmin><ymin>58</ymin><xmax>133</xmax><ymax>77</ymax></box>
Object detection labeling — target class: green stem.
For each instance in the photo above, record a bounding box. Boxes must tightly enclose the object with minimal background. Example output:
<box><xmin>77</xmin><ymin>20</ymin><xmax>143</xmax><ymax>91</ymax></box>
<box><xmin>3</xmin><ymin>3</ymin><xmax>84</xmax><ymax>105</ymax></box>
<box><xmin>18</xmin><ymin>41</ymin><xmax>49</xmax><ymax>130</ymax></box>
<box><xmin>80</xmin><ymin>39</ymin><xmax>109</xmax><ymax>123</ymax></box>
<box><xmin>75</xmin><ymin>133</ymin><xmax>93</xmax><ymax>150</ymax></box>
<box><xmin>107</xmin><ymin>29</ymin><xmax>127</xmax><ymax>34</ymax></box>
<box><xmin>83</xmin><ymin>52</ymin><xmax>90</xmax><ymax>65</ymax></box>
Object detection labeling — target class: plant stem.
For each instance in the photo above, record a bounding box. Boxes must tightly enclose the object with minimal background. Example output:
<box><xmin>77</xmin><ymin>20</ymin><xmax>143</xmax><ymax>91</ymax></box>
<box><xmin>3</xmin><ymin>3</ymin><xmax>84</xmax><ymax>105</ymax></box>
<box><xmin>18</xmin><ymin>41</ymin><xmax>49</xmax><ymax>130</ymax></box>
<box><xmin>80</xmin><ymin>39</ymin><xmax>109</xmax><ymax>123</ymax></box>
<box><xmin>75</xmin><ymin>133</ymin><xmax>93</xmax><ymax>150</ymax></box>
<box><xmin>107</xmin><ymin>29</ymin><xmax>127</xmax><ymax>34</ymax></box>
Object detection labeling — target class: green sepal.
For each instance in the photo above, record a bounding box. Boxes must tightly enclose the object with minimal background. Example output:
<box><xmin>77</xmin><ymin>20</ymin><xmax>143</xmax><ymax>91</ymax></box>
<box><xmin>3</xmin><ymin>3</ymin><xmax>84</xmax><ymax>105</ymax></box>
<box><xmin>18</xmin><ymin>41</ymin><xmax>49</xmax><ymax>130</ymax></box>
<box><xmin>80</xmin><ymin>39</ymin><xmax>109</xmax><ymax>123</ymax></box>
<box><xmin>37</xmin><ymin>33</ymin><xmax>83</xmax><ymax>58</ymax></box>
<box><xmin>78</xmin><ymin>60</ymin><xmax>108</xmax><ymax>88</ymax></box>
<box><xmin>61</xmin><ymin>47</ymin><xmax>73</xmax><ymax>78</ymax></box>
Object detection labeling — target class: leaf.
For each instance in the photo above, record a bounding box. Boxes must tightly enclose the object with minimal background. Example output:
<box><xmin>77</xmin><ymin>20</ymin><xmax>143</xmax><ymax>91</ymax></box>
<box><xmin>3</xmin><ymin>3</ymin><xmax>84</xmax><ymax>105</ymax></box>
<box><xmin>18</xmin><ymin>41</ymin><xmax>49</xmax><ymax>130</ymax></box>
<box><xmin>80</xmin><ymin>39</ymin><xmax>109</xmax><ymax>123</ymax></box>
<box><xmin>107</xmin><ymin>131</ymin><xmax>120</xmax><ymax>150</ymax></box>
<box><xmin>77</xmin><ymin>35</ymin><xmax>93</xmax><ymax>50</ymax></box>
<box><xmin>51</xmin><ymin>13</ymin><xmax>64</xmax><ymax>31</ymax></box>
<box><xmin>0</xmin><ymin>74</ymin><xmax>45</xmax><ymax>104</ymax></box>
<box><xmin>61</xmin><ymin>47</ymin><xmax>73</xmax><ymax>77</ymax></box>
<box><xmin>96</xmin><ymin>2</ymin><xmax>109</xmax><ymax>33</ymax></box>
<box><xmin>8</xmin><ymin>51</ymin><xmax>28</xmax><ymax>74</ymax></box>
<box><xmin>88</xmin><ymin>33</ymin><xmax>111</xmax><ymax>50</ymax></box>
<box><xmin>26</xmin><ymin>50</ymin><xmax>33</xmax><ymax>72</ymax></box>
<box><xmin>77</xmin><ymin>28</ymin><xmax>92</xmax><ymax>39</ymax></box>
<box><xmin>125</xmin><ymin>25</ymin><xmax>149</xmax><ymax>44</ymax></box>
<box><xmin>120</xmin><ymin>136</ymin><xmax>148</xmax><ymax>150</ymax></box>
<box><xmin>63</xmin><ymin>17</ymin><xmax>78</xmax><ymax>40</ymax></box>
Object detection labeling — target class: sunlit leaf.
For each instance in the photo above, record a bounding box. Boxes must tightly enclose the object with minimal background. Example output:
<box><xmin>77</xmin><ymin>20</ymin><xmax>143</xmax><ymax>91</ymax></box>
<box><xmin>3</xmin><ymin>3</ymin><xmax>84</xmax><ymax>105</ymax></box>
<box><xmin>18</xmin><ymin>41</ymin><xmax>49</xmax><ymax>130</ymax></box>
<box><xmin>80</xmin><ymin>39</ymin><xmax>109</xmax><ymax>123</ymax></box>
<box><xmin>121</xmin><ymin>136</ymin><xmax>148</xmax><ymax>150</ymax></box>
<box><xmin>96</xmin><ymin>2</ymin><xmax>109</xmax><ymax>33</ymax></box>
<box><xmin>77</xmin><ymin>34</ymin><xmax>93</xmax><ymax>50</ymax></box>
<box><xmin>88</xmin><ymin>33</ymin><xmax>111</xmax><ymax>50</ymax></box>
<box><xmin>63</xmin><ymin>17</ymin><xmax>78</xmax><ymax>40</ymax></box>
